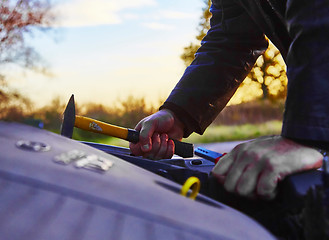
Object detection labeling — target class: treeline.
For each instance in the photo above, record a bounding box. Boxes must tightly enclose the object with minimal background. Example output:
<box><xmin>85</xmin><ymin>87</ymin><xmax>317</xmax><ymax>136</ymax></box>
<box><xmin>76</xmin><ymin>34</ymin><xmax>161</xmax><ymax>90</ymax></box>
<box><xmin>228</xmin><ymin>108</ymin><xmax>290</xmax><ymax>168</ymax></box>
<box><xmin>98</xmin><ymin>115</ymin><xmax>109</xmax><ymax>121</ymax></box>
<box><xmin>0</xmin><ymin>93</ymin><xmax>284</xmax><ymax>140</ymax></box>
<box><xmin>212</xmin><ymin>100</ymin><xmax>284</xmax><ymax>126</ymax></box>
<box><xmin>0</xmin><ymin>95</ymin><xmax>157</xmax><ymax>141</ymax></box>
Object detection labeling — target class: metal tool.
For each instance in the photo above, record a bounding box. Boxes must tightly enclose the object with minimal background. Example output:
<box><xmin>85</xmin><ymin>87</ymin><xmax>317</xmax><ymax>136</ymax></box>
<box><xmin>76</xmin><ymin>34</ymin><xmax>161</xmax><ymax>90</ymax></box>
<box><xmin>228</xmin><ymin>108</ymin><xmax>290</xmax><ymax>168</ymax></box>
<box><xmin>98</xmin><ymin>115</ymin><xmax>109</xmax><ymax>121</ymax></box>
<box><xmin>61</xmin><ymin>95</ymin><xmax>194</xmax><ymax>158</ymax></box>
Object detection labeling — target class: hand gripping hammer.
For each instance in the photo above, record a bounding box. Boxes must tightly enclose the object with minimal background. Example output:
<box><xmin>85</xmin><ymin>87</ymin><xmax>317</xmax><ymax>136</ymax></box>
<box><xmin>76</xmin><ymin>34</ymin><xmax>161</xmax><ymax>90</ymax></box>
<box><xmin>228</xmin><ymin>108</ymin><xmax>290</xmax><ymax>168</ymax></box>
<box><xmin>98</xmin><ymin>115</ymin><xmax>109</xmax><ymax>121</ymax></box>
<box><xmin>60</xmin><ymin>95</ymin><xmax>194</xmax><ymax>158</ymax></box>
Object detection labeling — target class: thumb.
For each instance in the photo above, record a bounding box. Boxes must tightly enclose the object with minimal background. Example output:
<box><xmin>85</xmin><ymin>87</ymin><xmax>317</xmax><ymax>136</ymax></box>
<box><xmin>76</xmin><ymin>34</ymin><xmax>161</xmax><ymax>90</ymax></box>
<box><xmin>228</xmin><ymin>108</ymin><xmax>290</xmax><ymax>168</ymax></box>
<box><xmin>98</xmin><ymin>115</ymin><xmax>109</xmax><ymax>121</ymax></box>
<box><xmin>136</xmin><ymin>118</ymin><xmax>158</xmax><ymax>153</ymax></box>
<box><xmin>135</xmin><ymin>110</ymin><xmax>175</xmax><ymax>153</ymax></box>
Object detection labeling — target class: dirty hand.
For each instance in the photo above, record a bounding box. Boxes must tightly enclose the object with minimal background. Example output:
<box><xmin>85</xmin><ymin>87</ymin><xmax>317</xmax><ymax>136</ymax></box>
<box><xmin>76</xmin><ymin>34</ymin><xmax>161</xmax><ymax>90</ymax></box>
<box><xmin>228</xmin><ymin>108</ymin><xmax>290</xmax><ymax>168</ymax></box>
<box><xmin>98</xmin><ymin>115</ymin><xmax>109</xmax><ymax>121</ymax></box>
<box><xmin>129</xmin><ymin>109</ymin><xmax>185</xmax><ymax>159</ymax></box>
<box><xmin>211</xmin><ymin>135</ymin><xmax>323</xmax><ymax>199</ymax></box>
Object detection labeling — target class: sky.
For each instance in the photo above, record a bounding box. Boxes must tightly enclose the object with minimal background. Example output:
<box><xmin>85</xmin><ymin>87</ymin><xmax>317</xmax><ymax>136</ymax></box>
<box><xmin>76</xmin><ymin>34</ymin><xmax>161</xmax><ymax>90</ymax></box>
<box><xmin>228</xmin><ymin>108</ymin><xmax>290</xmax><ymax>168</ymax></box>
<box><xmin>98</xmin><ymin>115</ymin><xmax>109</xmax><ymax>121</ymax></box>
<box><xmin>6</xmin><ymin>0</ymin><xmax>205</xmax><ymax>109</ymax></box>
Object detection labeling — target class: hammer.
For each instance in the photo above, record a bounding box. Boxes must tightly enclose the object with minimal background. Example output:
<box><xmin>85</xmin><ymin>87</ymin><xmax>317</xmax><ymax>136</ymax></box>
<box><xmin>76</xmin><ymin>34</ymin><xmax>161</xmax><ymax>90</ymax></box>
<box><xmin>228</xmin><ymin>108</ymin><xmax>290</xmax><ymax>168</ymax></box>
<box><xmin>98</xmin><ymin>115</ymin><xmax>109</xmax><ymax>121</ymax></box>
<box><xmin>61</xmin><ymin>95</ymin><xmax>194</xmax><ymax>158</ymax></box>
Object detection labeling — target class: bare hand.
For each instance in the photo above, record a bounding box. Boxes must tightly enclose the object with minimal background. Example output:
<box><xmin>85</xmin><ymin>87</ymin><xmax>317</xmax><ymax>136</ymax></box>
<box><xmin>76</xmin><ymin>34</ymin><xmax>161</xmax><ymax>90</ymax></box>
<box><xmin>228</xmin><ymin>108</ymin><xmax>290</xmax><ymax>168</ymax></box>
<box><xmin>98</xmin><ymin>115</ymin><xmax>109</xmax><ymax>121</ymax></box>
<box><xmin>211</xmin><ymin>136</ymin><xmax>323</xmax><ymax>199</ymax></box>
<box><xmin>129</xmin><ymin>109</ymin><xmax>185</xmax><ymax>159</ymax></box>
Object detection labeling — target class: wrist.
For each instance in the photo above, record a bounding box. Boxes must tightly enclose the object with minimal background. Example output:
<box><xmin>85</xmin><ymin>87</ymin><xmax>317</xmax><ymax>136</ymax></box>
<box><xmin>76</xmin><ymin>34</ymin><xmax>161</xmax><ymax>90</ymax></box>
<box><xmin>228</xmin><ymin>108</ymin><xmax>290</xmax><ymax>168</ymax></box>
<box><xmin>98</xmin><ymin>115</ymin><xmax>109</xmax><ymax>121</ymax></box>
<box><xmin>283</xmin><ymin>136</ymin><xmax>328</xmax><ymax>157</ymax></box>
<box><xmin>160</xmin><ymin>109</ymin><xmax>185</xmax><ymax>138</ymax></box>
<box><xmin>283</xmin><ymin>134</ymin><xmax>328</xmax><ymax>147</ymax></box>
<box><xmin>159</xmin><ymin>103</ymin><xmax>198</xmax><ymax>137</ymax></box>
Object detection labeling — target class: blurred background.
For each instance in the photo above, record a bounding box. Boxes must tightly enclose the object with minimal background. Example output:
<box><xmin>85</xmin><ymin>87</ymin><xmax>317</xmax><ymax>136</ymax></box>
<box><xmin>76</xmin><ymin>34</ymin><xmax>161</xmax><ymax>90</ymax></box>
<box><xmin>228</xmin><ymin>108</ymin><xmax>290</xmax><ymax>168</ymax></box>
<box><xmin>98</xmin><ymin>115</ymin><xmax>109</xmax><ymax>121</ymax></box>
<box><xmin>0</xmin><ymin>0</ymin><xmax>287</xmax><ymax>146</ymax></box>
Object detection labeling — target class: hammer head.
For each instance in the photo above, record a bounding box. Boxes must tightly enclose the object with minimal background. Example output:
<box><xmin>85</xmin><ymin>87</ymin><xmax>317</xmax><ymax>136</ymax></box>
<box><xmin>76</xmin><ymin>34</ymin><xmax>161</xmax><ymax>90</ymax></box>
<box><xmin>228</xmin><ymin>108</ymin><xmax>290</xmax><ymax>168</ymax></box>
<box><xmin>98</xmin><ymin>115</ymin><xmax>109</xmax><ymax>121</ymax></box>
<box><xmin>61</xmin><ymin>94</ymin><xmax>76</xmax><ymax>138</ymax></box>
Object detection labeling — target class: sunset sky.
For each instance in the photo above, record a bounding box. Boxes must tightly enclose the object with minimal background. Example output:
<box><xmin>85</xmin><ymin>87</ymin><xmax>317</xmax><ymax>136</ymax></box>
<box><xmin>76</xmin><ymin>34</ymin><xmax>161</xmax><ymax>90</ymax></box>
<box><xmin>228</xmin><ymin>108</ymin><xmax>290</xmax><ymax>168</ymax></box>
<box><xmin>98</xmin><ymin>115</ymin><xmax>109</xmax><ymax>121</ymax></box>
<box><xmin>5</xmin><ymin>0</ymin><xmax>206</xmax><ymax>108</ymax></box>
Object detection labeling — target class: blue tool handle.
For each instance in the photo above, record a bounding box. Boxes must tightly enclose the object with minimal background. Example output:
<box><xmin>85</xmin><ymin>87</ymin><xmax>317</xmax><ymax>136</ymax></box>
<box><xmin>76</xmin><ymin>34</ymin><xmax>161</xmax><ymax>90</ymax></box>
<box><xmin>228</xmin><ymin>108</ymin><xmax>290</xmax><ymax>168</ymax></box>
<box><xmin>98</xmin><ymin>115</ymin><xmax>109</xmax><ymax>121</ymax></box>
<box><xmin>194</xmin><ymin>147</ymin><xmax>223</xmax><ymax>163</ymax></box>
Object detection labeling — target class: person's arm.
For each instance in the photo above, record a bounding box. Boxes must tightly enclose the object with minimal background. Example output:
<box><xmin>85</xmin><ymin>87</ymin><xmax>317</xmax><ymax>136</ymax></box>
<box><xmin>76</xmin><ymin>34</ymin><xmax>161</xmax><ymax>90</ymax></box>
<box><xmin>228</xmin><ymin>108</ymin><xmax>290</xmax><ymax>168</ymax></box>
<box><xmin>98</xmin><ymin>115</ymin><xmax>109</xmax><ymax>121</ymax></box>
<box><xmin>281</xmin><ymin>0</ymin><xmax>329</xmax><ymax>145</ymax></box>
<box><xmin>130</xmin><ymin>0</ymin><xmax>269</xmax><ymax>158</ymax></box>
<box><xmin>211</xmin><ymin>0</ymin><xmax>329</xmax><ymax>199</ymax></box>
<box><xmin>161</xmin><ymin>0</ymin><xmax>268</xmax><ymax>137</ymax></box>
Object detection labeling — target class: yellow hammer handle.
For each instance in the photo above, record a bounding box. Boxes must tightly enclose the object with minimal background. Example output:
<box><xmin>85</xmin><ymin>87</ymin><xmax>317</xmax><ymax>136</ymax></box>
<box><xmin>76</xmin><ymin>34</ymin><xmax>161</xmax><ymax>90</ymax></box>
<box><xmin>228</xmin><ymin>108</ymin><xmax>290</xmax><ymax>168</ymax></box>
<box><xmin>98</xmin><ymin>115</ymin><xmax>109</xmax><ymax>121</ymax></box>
<box><xmin>75</xmin><ymin>115</ymin><xmax>129</xmax><ymax>140</ymax></box>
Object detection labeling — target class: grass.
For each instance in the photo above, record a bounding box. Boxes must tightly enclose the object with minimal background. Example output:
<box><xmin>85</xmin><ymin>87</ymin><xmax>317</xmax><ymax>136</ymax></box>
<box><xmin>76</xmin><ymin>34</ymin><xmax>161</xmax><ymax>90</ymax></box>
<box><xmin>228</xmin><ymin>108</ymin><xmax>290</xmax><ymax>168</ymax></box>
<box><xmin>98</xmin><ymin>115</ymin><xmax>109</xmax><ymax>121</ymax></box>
<box><xmin>185</xmin><ymin>120</ymin><xmax>282</xmax><ymax>144</ymax></box>
<box><xmin>82</xmin><ymin>120</ymin><xmax>282</xmax><ymax>147</ymax></box>
<box><xmin>98</xmin><ymin>137</ymin><xmax>130</xmax><ymax>148</ymax></box>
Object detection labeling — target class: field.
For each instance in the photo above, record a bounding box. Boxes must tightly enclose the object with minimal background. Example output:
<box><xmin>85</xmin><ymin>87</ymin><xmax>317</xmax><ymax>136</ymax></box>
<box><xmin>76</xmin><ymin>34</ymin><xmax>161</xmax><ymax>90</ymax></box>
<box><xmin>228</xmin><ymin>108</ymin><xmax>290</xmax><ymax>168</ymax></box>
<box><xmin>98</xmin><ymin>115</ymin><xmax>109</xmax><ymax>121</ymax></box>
<box><xmin>186</xmin><ymin>120</ymin><xmax>282</xmax><ymax>143</ymax></box>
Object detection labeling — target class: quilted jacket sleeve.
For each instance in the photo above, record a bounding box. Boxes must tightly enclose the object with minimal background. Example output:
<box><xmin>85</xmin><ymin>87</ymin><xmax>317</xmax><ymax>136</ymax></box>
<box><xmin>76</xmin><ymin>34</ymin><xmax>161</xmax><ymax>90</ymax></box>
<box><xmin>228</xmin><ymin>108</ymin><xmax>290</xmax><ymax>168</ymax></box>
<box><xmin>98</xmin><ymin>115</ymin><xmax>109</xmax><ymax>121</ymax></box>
<box><xmin>161</xmin><ymin>0</ymin><xmax>268</xmax><ymax>137</ymax></box>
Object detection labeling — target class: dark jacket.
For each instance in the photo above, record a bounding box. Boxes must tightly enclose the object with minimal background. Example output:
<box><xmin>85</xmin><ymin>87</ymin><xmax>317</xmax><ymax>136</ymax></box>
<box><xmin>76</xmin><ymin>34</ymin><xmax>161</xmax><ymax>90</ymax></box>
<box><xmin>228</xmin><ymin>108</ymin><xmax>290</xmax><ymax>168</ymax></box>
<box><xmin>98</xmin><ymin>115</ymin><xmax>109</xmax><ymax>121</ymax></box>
<box><xmin>161</xmin><ymin>0</ymin><xmax>329</xmax><ymax>150</ymax></box>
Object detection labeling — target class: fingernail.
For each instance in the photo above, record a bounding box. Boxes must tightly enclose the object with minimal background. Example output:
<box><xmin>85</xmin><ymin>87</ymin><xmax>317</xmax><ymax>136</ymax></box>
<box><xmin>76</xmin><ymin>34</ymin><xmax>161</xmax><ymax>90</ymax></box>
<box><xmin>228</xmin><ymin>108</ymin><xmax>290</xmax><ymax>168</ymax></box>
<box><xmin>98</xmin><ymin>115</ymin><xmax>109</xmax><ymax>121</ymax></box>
<box><xmin>142</xmin><ymin>144</ymin><xmax>149</xmax><ymax>151</ymax></box>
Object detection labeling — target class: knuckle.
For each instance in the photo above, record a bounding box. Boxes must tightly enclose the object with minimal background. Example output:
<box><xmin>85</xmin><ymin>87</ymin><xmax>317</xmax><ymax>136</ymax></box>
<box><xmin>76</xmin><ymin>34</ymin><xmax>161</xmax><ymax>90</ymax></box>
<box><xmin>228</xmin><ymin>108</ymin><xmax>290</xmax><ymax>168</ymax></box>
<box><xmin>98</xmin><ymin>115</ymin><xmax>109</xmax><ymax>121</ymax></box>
<box><xmin>152</xmin><ymin>133</ymin><xmax>160</xmax><ymax>142</ymax></box>
<box><xmin>224</xmin><ymin>181</ymin><xmax>235</xmax><ymax>193</ymax></box>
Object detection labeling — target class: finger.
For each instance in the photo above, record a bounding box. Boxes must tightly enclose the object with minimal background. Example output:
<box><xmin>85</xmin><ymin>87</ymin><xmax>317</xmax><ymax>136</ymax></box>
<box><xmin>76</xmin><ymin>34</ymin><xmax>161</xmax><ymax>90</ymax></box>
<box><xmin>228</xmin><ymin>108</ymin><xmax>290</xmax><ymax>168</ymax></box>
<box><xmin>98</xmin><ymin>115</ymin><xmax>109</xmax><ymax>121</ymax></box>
<box><xmin>255</xmin><ymin>148</ymin><xmax>323</xmax><ymax>199</ymax></box>
<box><xmin>134</xmin><ymin>121</ymin><xmax>143</xmax><ymax>131</ymax></box>
<box><xmin>236</xmin><ymin>163</ymin><xmax>262</xmax><ymax>197</ymax></box>
<box><xmin>224</xmin><ymin>163</ymin><xmax>246</xmax><ymax>192</ymax></box>
<box><xmin>139</xmin><ymin>119</ymin><xmax>157</xmax><ymax>139</ymax></box>
<box><xmin>129</xmin><ymin>142</ymin><xmax>144</xmax><ymax>156</ymax></box>
<box><xmin>154</xmin><ymin>134</ymin><xmax>169</xmax><ymax>160</ymax></box>
<box><xmin>139</xmin><ymin>119</ymin><xmax>158</xmax><ymax>152</ymax></box>
<box><xmin>222</xmin><ymin>142</ymin><xmax>268</xmax><ymax>195</ymax></box>
<box><xmin>164</xmin><ymin>139</ymin><xmax>175</xmax><ymax>159</ymax></box>
<box><xmin>144</xmin><ymin>133</ymin><xmax>160</xmax><ymax>159</ymax></box>
<box><xmin>211</xmin><ymin>152</ymin><xmax>234</xmax><ymax>177</ymax></box>
<box><xmin>211</xmin><ymin>143</ymin><xmax>246</xmax><ymax>177</ymax></box>
<box><xmin>256</xmin><ymin>170</ymin><xmax>280</xmax><ymax>199</ymax></box>
<box><xmin>223</xmin><ymin>147</ymin><xmax>258</xmax><ymax>193</ymax></box>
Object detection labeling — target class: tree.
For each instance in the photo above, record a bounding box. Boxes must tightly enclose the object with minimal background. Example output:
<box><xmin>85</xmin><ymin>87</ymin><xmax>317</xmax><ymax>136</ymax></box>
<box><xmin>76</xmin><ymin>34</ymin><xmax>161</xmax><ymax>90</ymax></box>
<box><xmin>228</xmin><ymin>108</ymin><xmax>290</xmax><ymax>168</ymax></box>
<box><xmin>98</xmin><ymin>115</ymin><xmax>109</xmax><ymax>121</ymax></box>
<box><xmin>245</xmin><ymin>42</ymin><xmax>287</xmax><ymax>101</ymax></box>
<box><xmin>181</xmin><ymin>0</ymin><xmax>287</xmax><ymax>101</ymax></box>
<box><xmin>180</xmin><ymin>0</ymin><xmax>211</xmax><ymax>67</ymax></box>
<box><xmin>0</xmin><ymin>0</ymin><xmax>55</xmax><ymax>121</ymax></box>
<box><xmin>32</xmin><ymin>96</ymin><xmax>65</xmax><ymax>130</ymax></box>
<box><xmin>118</xmin><ymin>96</ymin><xmax>155</xmax><ymax>128</ymax></box>
<box><xmin>0</xmin><ymin>0</ymin><xmax>55</xmax><ymax>70</ymax></box>
<box><xmin>0</xmin><ymin>75</ymin><xmax>32</xmax><ymax>121</ymax></box>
